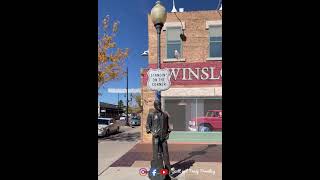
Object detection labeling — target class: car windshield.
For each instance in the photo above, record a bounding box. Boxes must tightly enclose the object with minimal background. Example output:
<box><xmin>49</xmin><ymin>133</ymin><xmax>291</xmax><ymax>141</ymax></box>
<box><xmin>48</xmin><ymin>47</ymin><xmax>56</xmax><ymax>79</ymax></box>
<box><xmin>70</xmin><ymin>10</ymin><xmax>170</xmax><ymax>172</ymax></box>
<box><xmin>206</xmin><ymin>111</ymin><xmax>222</xmax><ymax>117</ymax></box>
<box><xmin>206</xmin><ymin>112</ymin><xmax>214</xmax><ymax>117</ymax></box>
<box><xmin>98</xmin><ymin>119</ymin><xmax>110</xmax><ymax>125</ymax></box>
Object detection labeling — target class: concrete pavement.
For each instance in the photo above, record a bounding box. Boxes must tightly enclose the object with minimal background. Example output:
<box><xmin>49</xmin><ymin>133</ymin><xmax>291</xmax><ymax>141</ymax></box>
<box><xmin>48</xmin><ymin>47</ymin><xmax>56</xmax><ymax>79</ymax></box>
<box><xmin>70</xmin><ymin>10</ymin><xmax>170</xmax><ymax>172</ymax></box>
<box><xmin>98</xmin><ymin>126</ymin><xmax>222</xmax><ymax>180</ymax></box>
<box><xmin>98</xmin><ymin>167</ymin><xmax>150</xmax><ymax>180</ymax></box>
<box><xmin>98</xmin><ymin>126</ymin><xmax>141</xmax><ymax>176</ymax></box>
<box><xmin>98</xmin><ymin>161</ymin><xmax>221</xmax><ymax>180</ymax></box>
<box><xmin>98</xmin><ymin>141</ymin><xmax>139</xmax><ymax>175</ymax></box>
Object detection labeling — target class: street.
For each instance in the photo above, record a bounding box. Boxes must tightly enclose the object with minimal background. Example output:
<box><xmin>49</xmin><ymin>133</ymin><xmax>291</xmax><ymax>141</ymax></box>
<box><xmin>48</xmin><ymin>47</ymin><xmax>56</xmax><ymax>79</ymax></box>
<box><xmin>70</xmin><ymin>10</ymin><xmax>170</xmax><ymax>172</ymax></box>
<box><xmin>98</xmin><ymin>125</ymin><xmax>141</xmax><ymax>176</ymax></box>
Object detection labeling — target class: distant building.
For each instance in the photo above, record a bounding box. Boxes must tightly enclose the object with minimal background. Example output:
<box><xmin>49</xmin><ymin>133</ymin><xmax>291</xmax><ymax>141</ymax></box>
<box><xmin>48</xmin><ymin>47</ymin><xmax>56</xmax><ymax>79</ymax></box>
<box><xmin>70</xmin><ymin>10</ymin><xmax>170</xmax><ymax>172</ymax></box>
<box><xmin>99</xmin><ymin>102</ymin><xmax>124</xmax><ymax>119</ymax></box>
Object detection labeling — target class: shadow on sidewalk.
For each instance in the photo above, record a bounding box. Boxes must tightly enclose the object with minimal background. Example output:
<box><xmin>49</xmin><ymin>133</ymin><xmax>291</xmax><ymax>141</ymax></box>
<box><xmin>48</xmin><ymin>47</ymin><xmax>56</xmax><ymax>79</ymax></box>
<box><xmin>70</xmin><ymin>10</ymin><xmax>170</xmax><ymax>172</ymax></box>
<box><xmin>171</xmin><ymin>144</ymin><xmax>217</xmax><ymax>178</ymax></box>
<box><xmin>98</xmin><ymin>132</ymin><xmax>140</xmax><ymax>142</ymax></box>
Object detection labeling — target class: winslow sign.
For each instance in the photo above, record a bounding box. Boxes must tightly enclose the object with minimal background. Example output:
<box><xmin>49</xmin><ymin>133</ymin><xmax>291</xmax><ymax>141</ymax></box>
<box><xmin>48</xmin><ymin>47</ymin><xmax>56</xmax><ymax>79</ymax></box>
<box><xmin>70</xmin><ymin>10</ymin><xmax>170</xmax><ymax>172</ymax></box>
<box><xmin>143</xmin><ymin>62</ymin><xmax>222</xmax><ymax>86</ymax></box>
<box><xmin>168</xmin><ymin>67</ymin><xmax>222</xmax><ymax>81</ymax></box>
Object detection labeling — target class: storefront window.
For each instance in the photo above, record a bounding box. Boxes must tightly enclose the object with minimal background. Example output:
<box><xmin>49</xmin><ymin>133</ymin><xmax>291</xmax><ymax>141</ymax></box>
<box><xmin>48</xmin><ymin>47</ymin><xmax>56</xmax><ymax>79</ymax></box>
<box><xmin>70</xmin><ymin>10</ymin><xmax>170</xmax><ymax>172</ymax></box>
<box><xmin>164</xmin><ymin>98</ymin><xmax>222</xmax><ymax>132</ymax></box>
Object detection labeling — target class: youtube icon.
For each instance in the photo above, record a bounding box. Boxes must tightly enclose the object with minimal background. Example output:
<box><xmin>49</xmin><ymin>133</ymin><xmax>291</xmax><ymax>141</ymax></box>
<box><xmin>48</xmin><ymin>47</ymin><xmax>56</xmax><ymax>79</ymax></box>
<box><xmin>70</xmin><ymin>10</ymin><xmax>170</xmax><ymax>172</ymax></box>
<box><xmin>160</xmin><ymin>169</ymin><xmax>168</xmax><ymax>176</ymax></box>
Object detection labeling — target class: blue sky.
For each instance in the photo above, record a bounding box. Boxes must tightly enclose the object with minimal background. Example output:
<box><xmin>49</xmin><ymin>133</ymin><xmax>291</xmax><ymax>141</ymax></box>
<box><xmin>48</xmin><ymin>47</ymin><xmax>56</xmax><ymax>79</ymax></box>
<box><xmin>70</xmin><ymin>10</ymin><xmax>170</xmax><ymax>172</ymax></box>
<box><xmin>98</xmin><ymin>0</ymin><xmax>221</xmax><ymax>105</ymax></box>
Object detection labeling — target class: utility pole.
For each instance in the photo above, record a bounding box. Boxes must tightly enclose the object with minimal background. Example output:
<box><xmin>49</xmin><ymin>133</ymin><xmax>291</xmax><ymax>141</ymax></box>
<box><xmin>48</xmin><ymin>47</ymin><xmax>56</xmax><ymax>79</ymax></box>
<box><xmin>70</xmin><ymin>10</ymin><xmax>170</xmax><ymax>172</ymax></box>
<box><xmin>126</xmin><ymin>66</ymin><xmax>129</xmax><ymax>126</ymax></box>
<box><xmin>117</xmin><ymin>93</ymin><xmax>119</xmax><ymax>117</ymax></box>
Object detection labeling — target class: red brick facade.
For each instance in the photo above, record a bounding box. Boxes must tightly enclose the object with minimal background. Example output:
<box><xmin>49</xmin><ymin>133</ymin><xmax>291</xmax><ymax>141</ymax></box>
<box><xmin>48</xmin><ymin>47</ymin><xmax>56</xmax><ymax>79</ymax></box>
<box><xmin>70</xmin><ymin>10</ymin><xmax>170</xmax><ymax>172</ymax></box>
<box><xmin>141</xmin><ymin>10</ymin><xmax>222</xmax><ymax>142</ymax></box>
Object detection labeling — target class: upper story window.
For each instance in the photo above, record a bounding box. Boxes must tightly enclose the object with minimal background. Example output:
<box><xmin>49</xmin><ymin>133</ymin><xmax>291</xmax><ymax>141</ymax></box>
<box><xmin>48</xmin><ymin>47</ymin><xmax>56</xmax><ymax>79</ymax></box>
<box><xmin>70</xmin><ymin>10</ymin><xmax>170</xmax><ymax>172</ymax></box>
<box><xmin>206</xmin><ymin>20</ymin><xmax>222</xmax><ymax>60</ymax></box>
<box><xmin>209</xmin><ymin>25</ymin><xmax>222</xmax><ymax>59</ymax></box>
<box><xmin>166</xmin><ymin>26</ymin><xmax>182</xmax><ymax>59</ymax></box>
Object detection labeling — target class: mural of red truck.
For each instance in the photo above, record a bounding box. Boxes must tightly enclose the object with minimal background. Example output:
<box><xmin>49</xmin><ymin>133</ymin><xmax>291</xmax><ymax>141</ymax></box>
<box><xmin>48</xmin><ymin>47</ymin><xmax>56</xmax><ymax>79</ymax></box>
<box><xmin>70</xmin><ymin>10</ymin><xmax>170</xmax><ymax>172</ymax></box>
<box><xmin>188</xmin><ymin>110</ymin><xmax>222</xmax><ymax>132</ymax></box>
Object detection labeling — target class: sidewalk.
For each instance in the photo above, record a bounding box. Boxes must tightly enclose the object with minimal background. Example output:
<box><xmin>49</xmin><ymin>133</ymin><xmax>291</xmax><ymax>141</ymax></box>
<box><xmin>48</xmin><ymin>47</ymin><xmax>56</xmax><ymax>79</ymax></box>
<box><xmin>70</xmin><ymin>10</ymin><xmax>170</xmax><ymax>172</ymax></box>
<box><xmin>98</xmin><ymin>126</ymin><xmax>140</xmax><ymax>175</ymax></box>
<box><xmin>99</xmin><ymin>143</ymin><xmax>222</xmax><ymax>180</ymax></box>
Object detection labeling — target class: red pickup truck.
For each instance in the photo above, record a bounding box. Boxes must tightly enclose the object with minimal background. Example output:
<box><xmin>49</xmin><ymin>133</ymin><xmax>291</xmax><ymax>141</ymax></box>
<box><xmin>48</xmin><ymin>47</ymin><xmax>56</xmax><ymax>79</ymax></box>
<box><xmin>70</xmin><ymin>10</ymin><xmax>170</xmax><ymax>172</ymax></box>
<box><xmin>188</xmin><ymin>110</ymin><xmax>222</xmax><ymax>132</ymax></box>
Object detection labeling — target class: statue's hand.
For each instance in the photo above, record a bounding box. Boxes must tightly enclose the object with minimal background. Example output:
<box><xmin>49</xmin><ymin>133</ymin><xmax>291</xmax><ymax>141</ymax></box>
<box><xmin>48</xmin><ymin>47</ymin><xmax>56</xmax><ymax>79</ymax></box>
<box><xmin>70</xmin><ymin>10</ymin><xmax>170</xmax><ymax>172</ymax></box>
<box><xmin>152</xmin><ymin>132</ymin><xmax>158</xmax><ymax>137</ymax></box>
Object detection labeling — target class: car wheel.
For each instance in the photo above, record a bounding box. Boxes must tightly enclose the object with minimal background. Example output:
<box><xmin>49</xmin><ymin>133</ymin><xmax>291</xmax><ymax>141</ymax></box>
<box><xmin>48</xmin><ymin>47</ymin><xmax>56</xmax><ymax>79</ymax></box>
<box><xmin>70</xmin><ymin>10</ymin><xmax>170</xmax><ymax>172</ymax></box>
<box><xmin>105</xmin><ymin>130</ymin><xmax>110</xmax><ymax>137</ymax></box>
<box><xmin>198</xmin><ymin>124</ymin><xmax>212</xmax><ymax>132</ymax></box>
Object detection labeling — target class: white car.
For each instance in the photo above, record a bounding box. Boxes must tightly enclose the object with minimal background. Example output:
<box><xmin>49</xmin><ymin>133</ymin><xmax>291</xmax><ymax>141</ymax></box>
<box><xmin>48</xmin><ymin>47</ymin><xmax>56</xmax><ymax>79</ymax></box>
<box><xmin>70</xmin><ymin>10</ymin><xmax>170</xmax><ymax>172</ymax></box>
<box><xmin>98</xmin><ymin>118</ymin><xmax>120</xmax><ymax>137</ymax></box>
<box><xmin>119</xmin><ymin>116</ymin><xmax>126</xmax><ymax>121</ymax></box>
<box><xmin>119</xmin><ymin>116</ymin><xmax>128</xmax><ymax>125</ymax></box>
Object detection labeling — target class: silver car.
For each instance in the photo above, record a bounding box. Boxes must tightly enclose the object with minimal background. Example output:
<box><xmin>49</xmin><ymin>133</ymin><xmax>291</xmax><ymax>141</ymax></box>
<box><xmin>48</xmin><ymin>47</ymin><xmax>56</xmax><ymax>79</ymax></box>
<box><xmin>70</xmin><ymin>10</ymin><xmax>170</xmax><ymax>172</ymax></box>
<box><xmin>98</xmin><ymin>118</ymin><xmax>120</xmax><ymax>137</ymax></box>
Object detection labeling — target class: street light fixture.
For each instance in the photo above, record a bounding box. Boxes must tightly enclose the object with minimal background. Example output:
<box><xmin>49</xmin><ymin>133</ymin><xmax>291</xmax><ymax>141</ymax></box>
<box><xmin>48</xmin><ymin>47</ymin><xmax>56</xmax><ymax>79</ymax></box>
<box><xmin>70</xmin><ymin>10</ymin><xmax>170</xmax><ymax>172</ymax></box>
<box><xmin>151</xmin><ymin>1</ymin><xmax>167</xmax><ymax>27</ymax></box>
<box><xmin>150</xmin><ymin>0</ymin><xmax>167</xmax><ymax>102</ymax></box>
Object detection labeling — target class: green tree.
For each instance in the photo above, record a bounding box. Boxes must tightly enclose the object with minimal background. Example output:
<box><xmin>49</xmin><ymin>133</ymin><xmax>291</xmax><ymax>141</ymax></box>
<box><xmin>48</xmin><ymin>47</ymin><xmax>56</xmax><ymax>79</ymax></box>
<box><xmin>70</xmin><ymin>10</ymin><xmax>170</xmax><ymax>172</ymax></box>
<box><xmin>128</xmin><ymin>106</ymin><xmax>134</xmax><ymax>114</ymax></box>
<box><xmin>134</xmin><ymin>95</ymin><xmax>142</xmax><ymax>112</ymax></box>
<box><xmin>118</xmin><ymin>100</ymin><xmax>124</xmax><ymax>109</ymax></box>
<box><xmin>128</xmin><ymin>105</ymin><xmax>140</xmax><ymax>114</ymax></box>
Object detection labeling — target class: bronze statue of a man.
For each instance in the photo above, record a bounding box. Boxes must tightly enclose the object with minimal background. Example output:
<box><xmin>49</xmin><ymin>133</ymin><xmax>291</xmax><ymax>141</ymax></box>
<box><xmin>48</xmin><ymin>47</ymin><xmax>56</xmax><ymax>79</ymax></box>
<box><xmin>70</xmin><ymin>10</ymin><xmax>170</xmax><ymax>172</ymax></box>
<box><xmin>146</xmin><ymin>100</ymin><xmax>172</xmax><ymax>177</ymax></box>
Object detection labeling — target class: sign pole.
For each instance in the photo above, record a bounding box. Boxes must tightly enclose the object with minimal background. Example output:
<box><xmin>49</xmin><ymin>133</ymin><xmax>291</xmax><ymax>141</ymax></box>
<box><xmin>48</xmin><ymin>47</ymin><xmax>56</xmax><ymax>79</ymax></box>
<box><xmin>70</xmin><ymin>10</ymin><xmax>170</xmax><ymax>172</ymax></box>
<box><xmin>155</xmin><ymin>23</ymin><xmax>163</xmax><ymax>103</ymax></box>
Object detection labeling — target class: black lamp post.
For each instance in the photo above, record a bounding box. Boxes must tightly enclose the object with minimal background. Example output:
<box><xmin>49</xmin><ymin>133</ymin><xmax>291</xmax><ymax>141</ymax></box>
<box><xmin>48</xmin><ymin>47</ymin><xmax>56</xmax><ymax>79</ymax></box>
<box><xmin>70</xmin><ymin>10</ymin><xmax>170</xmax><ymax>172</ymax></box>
<box><xmin>150</xmin><ymin>0</ymin><xmax>167</xmax><ymax>103</ymax></box>
<box><xmin>126</xmin><ymin>66</ymin><xmax>129</xmax><ymax>126</ymax></box>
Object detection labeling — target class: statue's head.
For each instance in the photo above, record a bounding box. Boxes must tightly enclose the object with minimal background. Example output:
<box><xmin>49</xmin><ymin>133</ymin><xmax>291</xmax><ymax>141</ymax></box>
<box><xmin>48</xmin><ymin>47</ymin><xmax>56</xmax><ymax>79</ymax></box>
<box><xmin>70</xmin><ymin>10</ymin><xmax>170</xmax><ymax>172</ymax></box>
<box><xmin>154</xmin><ymin>99</ymin><xmax>161</xmax><ymax>111</ymax></box>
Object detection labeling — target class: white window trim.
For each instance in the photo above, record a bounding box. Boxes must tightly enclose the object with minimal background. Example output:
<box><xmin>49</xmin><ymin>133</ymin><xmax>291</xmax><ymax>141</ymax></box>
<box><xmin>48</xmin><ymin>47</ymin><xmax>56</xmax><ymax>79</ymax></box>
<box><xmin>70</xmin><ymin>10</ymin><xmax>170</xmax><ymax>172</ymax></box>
<box><xmin>207</xmin><ymin>20</ymin><xmax>222</xmax><ymax>60</ymax></box>
<box><xmin>207</xmin><ymin>57</ymin><xmax>222</xmax><ymax>61</ymax></box>
<box><xmin>206</xmin><ymin>20</ymin><xmax>222</xmax><ymax>29</ymax></box>
<box><xmin>164</xmin><ymin>58</ymin><xmax>186</xmax><ymax>62</ymax></box>
<box><xmin>163</xmin><ymin>22</ymin><xmax>185</xmax><ymax>31</ymax></box>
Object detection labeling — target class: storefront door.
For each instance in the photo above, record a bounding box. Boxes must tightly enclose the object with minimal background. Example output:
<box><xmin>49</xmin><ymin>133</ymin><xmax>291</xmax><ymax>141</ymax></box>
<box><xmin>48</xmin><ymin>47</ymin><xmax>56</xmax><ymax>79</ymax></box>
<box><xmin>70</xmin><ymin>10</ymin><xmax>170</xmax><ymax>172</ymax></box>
<box><xmin>165</xmin><ymin>99</ymin><xmax>186</xmax><ymax>131</ymax></box>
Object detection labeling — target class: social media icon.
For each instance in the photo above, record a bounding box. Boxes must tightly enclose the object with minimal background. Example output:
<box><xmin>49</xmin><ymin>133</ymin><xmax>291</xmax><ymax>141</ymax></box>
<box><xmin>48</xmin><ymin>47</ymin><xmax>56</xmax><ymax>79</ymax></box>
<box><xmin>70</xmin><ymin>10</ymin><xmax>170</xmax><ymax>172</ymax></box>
<box><xmin>139</xmin><ymin>168</ymin><xmax>148</xmax><ymax>176</ymax></box>
<box><xmin>160</xmin><ymin>169</ymin><xmax>168</xmax><ymax>176</ymax></box>
<box><xmin>149</xmin><ymin>168</ymin><xmax>157</xmax><ymax>176</ymax></box>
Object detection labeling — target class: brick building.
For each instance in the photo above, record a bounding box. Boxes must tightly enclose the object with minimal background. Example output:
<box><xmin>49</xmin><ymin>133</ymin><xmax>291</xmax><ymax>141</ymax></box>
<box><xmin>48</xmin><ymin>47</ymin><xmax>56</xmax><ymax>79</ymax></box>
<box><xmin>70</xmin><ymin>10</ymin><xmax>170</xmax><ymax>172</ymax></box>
<box><xmin>141</xmin><ymin>10</ymin><xmax>222</xmax><ymax>143</ymax></box>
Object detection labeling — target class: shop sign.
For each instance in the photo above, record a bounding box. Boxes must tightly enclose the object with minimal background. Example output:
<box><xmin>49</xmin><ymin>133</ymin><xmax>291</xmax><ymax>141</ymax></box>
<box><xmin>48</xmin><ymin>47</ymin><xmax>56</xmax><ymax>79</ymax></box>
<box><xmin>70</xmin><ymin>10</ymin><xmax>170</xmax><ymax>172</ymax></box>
<box><xmin>143</xmin><ymin>62</ymin><xmax>222</xmax><ymax>86</ymax></box>
<box><xmin>147</xmin><ymin>68</ymin><xmax>171</xmax><ymax>91</ymax></box>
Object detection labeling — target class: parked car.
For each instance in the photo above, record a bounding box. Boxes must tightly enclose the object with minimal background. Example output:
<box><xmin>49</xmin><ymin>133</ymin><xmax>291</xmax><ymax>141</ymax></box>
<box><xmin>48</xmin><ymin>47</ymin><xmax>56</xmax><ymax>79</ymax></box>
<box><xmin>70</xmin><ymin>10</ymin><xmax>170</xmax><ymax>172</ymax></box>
<box><xmin>119</xmin><ymin>116</ymin><xmax>128</xmax><ymax>125</ymax></box>
<box><xmin>119</xmin><ymin>116</ymin><xmax>127</xmax><ymax>121</ymax></box>
<box><xmin>188</xmin><ymin>110</ymin><xmax>222</xmax><ymax>132</ymax></box>
<box><xmin>113</xmin><ymin>115</ymin><xmax>120</xmax><ymax>121</ymax></box>
<box><xmin>130</xmin><ymin>116</ymin><xmax>141</xmax><ymax>126</ymax></box>
<box><xmin>98</xmin><ymin>118</ymin><xmax>120</xmax><ymax>137</ymax></box>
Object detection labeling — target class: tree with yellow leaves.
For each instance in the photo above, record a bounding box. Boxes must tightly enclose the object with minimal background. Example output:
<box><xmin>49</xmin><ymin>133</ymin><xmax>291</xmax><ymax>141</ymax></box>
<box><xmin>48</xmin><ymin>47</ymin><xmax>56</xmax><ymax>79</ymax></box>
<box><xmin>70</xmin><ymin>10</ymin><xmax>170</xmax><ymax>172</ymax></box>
<box><xmin>98</xmin><ymin>15</ymin><xmax>129</xmax><ymax>88</ymax></box>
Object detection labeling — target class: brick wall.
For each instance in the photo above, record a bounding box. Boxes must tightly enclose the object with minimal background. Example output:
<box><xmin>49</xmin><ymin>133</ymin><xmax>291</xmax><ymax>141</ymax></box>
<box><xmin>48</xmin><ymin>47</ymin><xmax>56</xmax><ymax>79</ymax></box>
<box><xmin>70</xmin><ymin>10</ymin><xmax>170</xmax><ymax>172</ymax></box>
<box><xmin>148</xmin><ymin>10</ymin><xmax>222</xmax><ymax>64</ymax></box>
<box><xmin>141</xmin><ymin>85</ymin><xmax>155</xmax><ymax>142</ymax></box>
<box><xmin>142</xmin><ymin>10</ymin><xmax>222</xmax><ymax>142</ymax></box>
